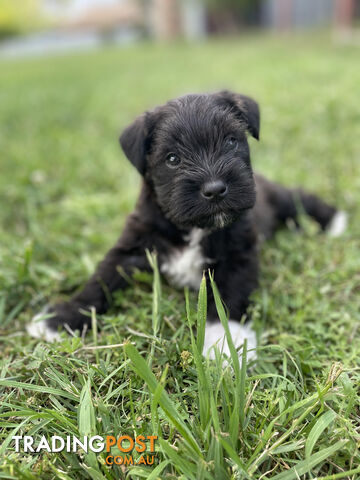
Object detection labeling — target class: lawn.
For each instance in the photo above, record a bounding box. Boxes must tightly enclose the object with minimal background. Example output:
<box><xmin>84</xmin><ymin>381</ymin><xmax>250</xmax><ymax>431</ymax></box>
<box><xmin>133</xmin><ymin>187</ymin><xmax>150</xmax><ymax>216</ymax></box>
<box><xmin>0</xmin><ymin>33</ymin><xmax>360</xmax><ymax>479</ymax></box>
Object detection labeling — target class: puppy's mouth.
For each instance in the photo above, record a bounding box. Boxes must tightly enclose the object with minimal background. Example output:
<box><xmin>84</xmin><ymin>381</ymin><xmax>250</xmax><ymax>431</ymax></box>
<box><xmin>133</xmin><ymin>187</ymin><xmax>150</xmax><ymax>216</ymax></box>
<box><xmin>156</xmin><ymin>179</ymin><xmax>256</xmax><ymax>230</ymax></box>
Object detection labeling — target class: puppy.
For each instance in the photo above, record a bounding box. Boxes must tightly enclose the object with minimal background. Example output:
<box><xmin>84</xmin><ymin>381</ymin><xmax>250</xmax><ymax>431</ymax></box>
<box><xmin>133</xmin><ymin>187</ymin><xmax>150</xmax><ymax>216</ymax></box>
<box><xmin>27</xmin><ymin>91</ymin><xmax>347</xmax><ymax>357</ymax></box>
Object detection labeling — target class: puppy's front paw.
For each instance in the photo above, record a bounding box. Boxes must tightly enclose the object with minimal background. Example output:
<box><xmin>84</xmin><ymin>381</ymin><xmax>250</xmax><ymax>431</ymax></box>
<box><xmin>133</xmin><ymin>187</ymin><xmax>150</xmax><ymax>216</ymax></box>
<box><xmin>203</xmin><ymin>320</ymin><xmax>257</xmax><ymax>362</ymax></box>
<box><xmin>27</xmin><ymin>302</ymin><xmax>91</xmax><ymax>342</ymax></box>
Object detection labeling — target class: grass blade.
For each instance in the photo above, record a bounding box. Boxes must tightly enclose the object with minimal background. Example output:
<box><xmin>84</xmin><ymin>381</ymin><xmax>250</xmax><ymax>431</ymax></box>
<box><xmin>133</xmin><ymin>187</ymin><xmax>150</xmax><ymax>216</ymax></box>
<box><xmin>185</xmin><ymin>288</ymin><xmax>210</xmax><ymax>432</ymax></box>
<box><xmin>271</xmin><ymin>440</ymin><xmax>348</xmax><ymax>480</ymax></box>
<box><xmin>0</xmin><ymin>379</ymin><xmax>77</xmax><ymax>401</ymax></box>
<box><xmin>209</xmin><ymin>274</ymin><xmax>247</xmax><ymax>445</ymax></box>
<box><xmin>124</xmin><ymin>342</ymin><xmax>203</xmax><ymax>458</ymax></box>
<box><xmin>159</xmin><ymin>439</ymin><xmax>197</xmax><ymax>480</ymax></box>
<box><xmin>196</xmin><ymin>275</ymin><xmax>207</xmax><ymax>353</ymax></box>
<box><xmin>78</xmin><ymin>380</ymin><xmax>98</xmax><ymax>471</ymax></box>
<box><xmin>127</xmin><ymin>460</ymin><xmax>171</xmax><ymax>479</ymax></box>
<box><xmin>146</xmin><ymin>250</ymin><xmax>161</xmax><ymax>337</ymax></box>
<box><xmin>218</xmin><ymin>436</ymin><xmax>251</xmax><ymax>479</ymax></box>
<box><xmin>305</xmin><ymin>410</ymin><xmax>336</xmax><ymax>458</ymax></box>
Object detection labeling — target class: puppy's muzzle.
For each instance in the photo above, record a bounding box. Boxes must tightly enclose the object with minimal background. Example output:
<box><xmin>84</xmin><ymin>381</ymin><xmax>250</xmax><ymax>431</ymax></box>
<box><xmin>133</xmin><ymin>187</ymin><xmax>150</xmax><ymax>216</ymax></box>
<box><xmin>201</xmin><ymin>179</ymin><xmax>228</xmax><ymax>202</ymax></box>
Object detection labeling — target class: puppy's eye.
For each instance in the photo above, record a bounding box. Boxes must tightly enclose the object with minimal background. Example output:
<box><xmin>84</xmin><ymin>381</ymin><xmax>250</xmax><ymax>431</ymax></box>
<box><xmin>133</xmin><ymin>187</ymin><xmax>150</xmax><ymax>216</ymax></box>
<box><xmin>224</xmin><ymin>136</ymin><xmax>238</xmax><ymax>150</ymax></box>
<box><xmin>165</xmin><ymin>153</ymin><xmax>181</xmax><ymax>168</ymax></box>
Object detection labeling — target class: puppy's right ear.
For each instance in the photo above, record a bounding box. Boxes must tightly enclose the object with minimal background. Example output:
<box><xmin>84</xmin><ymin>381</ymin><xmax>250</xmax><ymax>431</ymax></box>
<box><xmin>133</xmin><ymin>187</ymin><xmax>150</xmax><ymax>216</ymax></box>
<box><xmin>119</xmin><ymin>113</ymin><xmax>152</xmax><ymax>175</ymax></box>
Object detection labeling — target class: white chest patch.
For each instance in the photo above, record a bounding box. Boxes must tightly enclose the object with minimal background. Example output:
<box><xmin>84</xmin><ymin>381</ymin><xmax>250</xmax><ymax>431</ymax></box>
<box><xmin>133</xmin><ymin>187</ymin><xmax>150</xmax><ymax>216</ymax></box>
<box><xmin>160</xmin><ymin>228</ymin><xmax>207</xmax><ymax>289</ymax></box>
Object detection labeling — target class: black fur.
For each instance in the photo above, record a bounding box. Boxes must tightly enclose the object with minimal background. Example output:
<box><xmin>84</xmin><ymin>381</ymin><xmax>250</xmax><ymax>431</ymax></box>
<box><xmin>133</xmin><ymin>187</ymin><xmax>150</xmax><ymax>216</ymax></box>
<box><xmin>38</xmin><ymin>91</ymin><xmax>338</xmax><ymax>334</ymax></box>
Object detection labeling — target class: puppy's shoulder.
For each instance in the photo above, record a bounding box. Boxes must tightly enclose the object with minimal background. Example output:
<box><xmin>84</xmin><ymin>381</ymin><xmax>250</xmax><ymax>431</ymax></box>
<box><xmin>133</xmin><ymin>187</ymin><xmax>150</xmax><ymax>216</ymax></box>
<box><xmin>119</xmin><ymin>183</ymin><xmax>186</xmax><ymax>251</ymax></box>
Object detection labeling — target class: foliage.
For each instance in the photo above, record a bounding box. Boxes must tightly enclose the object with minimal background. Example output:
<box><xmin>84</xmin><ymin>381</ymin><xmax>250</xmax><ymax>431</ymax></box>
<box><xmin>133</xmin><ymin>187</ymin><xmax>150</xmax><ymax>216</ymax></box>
<box><xmin>0</xmin><ymin>0</ymin><xmax>43</xmax><ymax>38</ymax></box>
<box><xmin>204</xmin><ymin>0</ymin><xmax>254</xmax><ymax>9</ymax></box>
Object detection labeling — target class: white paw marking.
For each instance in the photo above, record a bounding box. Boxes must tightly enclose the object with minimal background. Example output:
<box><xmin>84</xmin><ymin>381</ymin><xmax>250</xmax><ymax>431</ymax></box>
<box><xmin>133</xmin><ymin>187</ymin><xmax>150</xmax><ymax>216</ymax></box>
<box><xmin>161</xmin><ymin>228</ymin><xmax>210</xmax><ymax>289</ymax></box>
<box><xmin>26</xmin><ymin>308</ymin><xmax>61</xmax><ymax>342</ymax></box>
<box><xmin>327</xmin><ymin>210</ymin><xmax>348</xmax><ymax>237</ymax></box>
<box><xmin>203</xmin><ymin>320</ymin><xmax>257</xmax><ymax>361</ymax></box>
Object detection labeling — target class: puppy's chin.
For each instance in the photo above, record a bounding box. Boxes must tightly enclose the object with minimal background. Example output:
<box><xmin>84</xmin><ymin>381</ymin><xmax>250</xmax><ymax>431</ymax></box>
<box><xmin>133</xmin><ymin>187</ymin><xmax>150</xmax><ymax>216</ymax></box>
<box><xmin>196</xmin><ymin>213</ymin><xmax>234</xmax><ymax>230</ymax></box>
<box><xmin>170</xmin><ymin>210</ymin><xmax>248</xmax><ymax>231</ymax></box>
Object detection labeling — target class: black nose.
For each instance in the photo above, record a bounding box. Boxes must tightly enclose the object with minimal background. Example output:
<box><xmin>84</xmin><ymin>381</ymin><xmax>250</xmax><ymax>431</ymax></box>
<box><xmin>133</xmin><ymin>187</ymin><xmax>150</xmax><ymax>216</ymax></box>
<box><xmin>201</xmin><ymin>180</ymin><xmax>228</xmax><ymax>201</ymax></box>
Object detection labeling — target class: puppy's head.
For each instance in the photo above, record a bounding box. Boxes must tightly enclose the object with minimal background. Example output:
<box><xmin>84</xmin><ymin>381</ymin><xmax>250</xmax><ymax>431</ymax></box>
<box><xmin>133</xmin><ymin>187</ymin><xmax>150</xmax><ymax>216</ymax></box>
<box><xmin>120</xmin><ymin>91</ymin><xmax>259</xmax><ymax>230</ymax></box>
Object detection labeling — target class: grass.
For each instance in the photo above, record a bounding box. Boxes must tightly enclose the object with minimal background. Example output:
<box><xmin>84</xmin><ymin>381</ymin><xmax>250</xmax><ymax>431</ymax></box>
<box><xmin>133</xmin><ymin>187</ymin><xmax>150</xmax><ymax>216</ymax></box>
<box><xmin>0</xmin><ymin>32</ymin><xmax>360</xmax><ymax>479</ymax></box>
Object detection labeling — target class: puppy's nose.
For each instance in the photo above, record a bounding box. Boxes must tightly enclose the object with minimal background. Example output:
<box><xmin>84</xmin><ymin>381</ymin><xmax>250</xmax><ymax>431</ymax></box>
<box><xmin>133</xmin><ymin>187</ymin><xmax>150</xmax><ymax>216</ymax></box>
<box><xmin>201</xmin><ymin>180</ymin><xmax>228</xmax><ymax>201</ymax></box>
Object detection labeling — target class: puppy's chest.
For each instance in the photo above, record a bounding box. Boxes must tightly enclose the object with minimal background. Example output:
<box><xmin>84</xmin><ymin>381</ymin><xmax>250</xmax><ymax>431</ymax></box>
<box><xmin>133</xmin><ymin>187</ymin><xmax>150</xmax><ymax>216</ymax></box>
<box><xmin>160</xmin><ymin>228</ymin><xmax>210</xmax><ymax>290</ymax></box>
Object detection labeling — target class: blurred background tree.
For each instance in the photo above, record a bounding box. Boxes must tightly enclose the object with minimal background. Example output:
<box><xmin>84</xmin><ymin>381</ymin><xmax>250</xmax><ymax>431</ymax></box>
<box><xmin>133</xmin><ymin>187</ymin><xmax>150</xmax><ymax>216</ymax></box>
<box><xmin>0</xmin><ymin>0</ymin><xmax>44</xmax><ymax>39</ymax></box>
<box><xmin>204</xmin><ymin>0</ymin><xmax>262</xmax><ymax>33</ymax></box>
<box><xmin>0</xmin><ymin>0</ymin><xmax>359</xmax><ymax>53</ymax></box>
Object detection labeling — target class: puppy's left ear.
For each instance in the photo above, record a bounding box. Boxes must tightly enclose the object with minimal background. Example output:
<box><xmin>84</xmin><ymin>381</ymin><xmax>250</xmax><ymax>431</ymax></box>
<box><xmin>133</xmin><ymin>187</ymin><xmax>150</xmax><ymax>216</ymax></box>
<box><xmin>119</xmin><ymin>113</ymin><xmax>152</xmax><ymax>175</ymax></box>
<box><xmin>217</xmin><ymin>90</ymin><xmax>260</xmax><ymax>140</ymax></box>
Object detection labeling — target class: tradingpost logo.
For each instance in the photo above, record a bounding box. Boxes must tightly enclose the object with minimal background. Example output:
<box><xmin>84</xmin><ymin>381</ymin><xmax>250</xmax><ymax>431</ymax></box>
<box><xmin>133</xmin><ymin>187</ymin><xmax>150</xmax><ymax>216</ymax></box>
<box><xmin>12</xmin><ymin>434</ymin><xmax>158</xmax><ymax>467</ymax></box>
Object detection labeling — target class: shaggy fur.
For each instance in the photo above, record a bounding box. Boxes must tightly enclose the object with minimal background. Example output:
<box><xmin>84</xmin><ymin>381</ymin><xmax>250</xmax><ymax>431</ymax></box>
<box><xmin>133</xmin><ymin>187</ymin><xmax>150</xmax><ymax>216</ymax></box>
<box><xmin>27</xmin><ymin>91</ymin><xmax>345</xmax><ymax>353</ymax></box>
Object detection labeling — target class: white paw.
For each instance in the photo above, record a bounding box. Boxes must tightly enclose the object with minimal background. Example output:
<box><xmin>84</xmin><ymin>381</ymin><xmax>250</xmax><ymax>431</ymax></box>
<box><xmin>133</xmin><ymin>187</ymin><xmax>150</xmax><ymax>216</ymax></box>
<box><xmin>26</xmin><ymin>308</ymin><xmax>61</xmax><ymax>342</ymax></box>
<box><xmin>203</xmin><ymin>320</ymin><xmax>257</xmax><ymax>361</ymax></box>
<box><xmin>327</xmin><ymin>211</ymin><xmax>348</xmax><ymax>237</ymax></box>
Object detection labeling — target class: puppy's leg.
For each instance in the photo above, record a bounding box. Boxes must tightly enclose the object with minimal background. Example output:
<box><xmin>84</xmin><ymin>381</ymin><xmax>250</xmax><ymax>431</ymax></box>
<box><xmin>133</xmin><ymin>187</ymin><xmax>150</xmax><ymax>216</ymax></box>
<box><xmin>203</xmin><ymin>242</ymin><xmax>259</xmax><ymax>361</ymax></box>
<box><xmin>256</xmin><ymin>175</ymin><xmax>347</xmax><ymax>236</ymax></box>
<box><xmin>28</xmin><ymin>219</ymin><xmax>151</xmax><ymax>340</ymax></box>
<box><xmin>278</xmin><ymin>187</ymin><xmax>343</xmax><ymax>232</ymax></box>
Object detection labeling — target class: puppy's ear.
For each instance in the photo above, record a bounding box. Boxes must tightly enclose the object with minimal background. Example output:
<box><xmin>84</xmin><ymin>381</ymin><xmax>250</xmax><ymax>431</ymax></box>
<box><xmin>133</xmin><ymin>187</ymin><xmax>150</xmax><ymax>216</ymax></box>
<box><xmin>217</xmin><ymin>90</ymin><xmax>260</xmax><ymax>140</ymax></box>
<box><xmin>119</xmin><ymin>113</ymin><xmax>152</xmax><ymax>175</ymax></box>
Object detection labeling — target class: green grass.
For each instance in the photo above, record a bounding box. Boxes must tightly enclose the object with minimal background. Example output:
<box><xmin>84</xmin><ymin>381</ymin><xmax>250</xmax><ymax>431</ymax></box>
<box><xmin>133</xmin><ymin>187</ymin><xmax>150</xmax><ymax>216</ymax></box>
<box><xmin>0</xmin><ymin>33</ymin><xmax>360</xmax><ymax>479</ymax></box>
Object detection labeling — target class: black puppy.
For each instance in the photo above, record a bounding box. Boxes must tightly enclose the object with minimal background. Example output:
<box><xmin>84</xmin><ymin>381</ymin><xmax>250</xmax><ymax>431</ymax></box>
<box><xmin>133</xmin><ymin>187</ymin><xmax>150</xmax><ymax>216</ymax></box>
<box><xmin>28</xmin><ymin>91</ymin><xmax>347</xmax><ymax>357</ymax></box>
